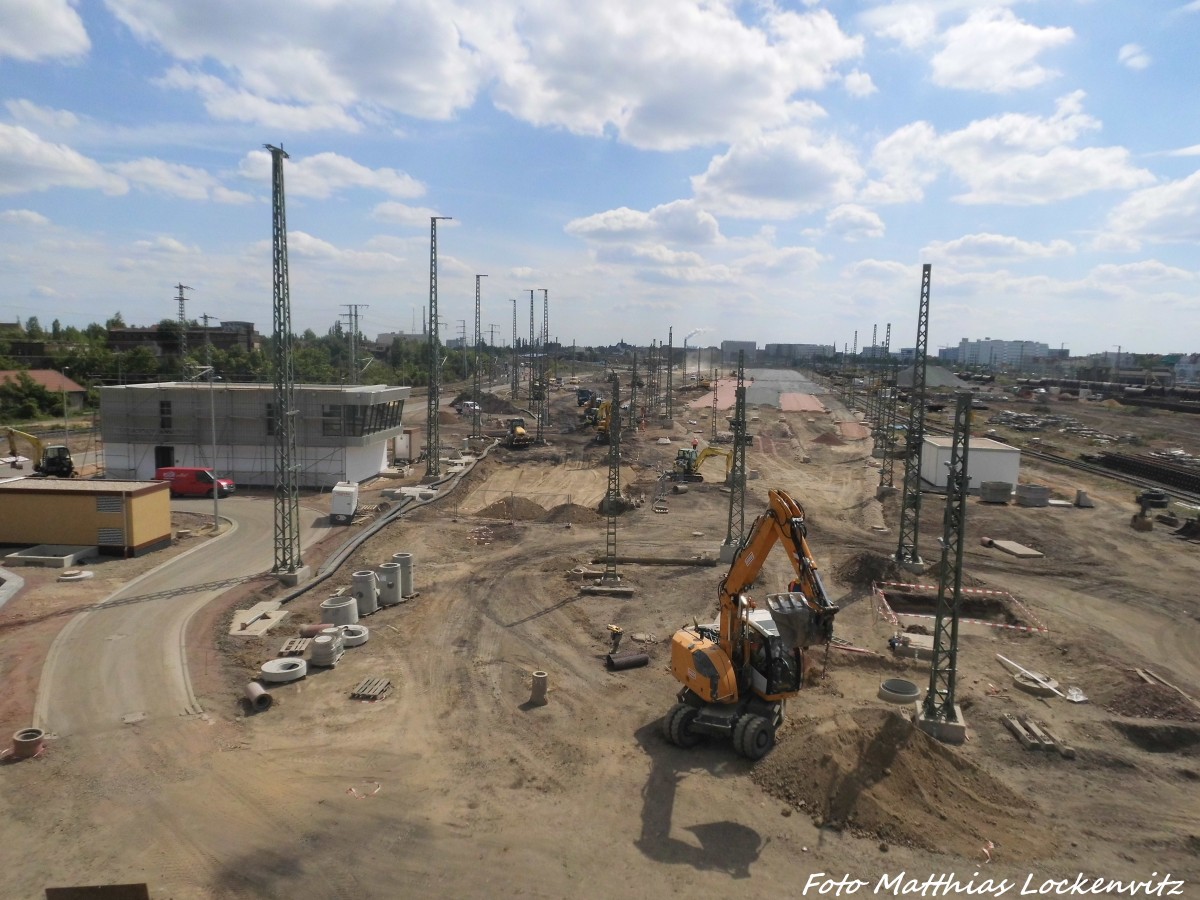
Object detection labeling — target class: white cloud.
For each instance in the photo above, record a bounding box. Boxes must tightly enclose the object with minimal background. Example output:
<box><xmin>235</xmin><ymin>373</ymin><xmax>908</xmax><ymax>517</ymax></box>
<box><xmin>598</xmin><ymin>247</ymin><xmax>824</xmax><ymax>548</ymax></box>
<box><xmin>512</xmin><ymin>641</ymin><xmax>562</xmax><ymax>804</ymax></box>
<box><xmin>237</xmin><ymin>150</ymin><xmax>424</xmax><ymax>200</ymax></box>
<box><xmin>1105</xmin><ymin>170</ymin><xmax>1200</xmax><ymax>247</ymax></box>
<box><xmin>1166</xmin><ymin>144</ymin><xmax>1200</xmax><ymax>157</ymax></box>
<box><xmin>0</xmin><ymin>125</ymin><xmax>128</xmax><ymax>196</ymax></box>
<box><xmin>922</xmin><ymin>233</ymin><xmax>1075</xmax><ymax>264</ymax></box>
<box><xmin>158</xmin><ymin>68</ymin><xmax>362</xmax><ymax>132</ymax></box>
<box><xmin>735</xmin><ymin>245</ymin><xmax>823</xmax><ymax>275</ymax></box>
<box><xmin>825</xmin><ymin>204</ymin><xmax>885</xmax><ymax>240</ymax></box>
<box><xmin>692</xmin><ymin>128</ymin><xmax>863</xmax><ymax>218</ymax></box>
<box><xmin>287</xmin><ymin>231</ymin><xmax>407</xmax><ymax>270</ymax></box>
<box><xmin>131</xmin><ymin>236</ymin><xmax>197</xmax><ymax>255</ymax></box>
<box><xmin>843</xmin><ymin>70</ymin><xmax>878</xmax><ymax>97</ymax></box>
<box><xmin>0</xmin><ymin>209</ymin><xmax>51</xmax><ymax>227</ymax></box>
<box><xmin>5</xmin><ymin>99</ymin><xmax>80</xmax><ymax>129</ymax></box>
<box><xmin>111</xmin><ymin>158</ymin><xmax>254</xmax><ymax>203</ymax></box>
<box><xmin>372</xmin><ymin>202</ymin><xmax>448</xmax><ymax>227</ymax></box>
<box><xmin>0</xmin><ymin>0</ymin><xmax>89</xmax><ymax>61</ymax></box>
<box><xmin>863</xmin><ymin>93</ymin><xmax>1154</xmax><ymax>206</ymax></box>
<box><xmin>931</xmin><ymin>8</ymin><xmax>1072</xmax><ymax>93</ymax></box>
<box><xmin>565</xmin><ymin>200</ymin><xmax>721</xmax><ymax>245</ymax></box>
<box><xmin>1117</xmin><ymin>43</ymin><xmax>1151</xmax><ymax>70</ymax></box>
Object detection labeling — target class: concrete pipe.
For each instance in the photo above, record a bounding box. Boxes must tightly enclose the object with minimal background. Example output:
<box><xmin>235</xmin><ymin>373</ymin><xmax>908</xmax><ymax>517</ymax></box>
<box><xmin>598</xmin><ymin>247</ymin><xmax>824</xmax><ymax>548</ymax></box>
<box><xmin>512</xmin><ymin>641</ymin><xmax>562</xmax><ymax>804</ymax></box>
<box><xmin>244</xmin><ymin>682</ymin><xmax>273</xmax><ymax>712</ymax></box>
<box><xmin>376</xmin><ymin>562</ymin><xmax>402</xmax><ymax>606</ymax></box>
<box><xmin>299</xmin><ymin>622</ymin><xmax>336</xmax><ymax>638</ymax></box>
<box><xmin>528</xmin><ymin>671</ymin><xmax>548</xmax><ymax>706</ymax></box>
<box><xmin>877</xmin><ymin>678</ymin><xmax>922</xmax><ymax>705</ymax></box>
<box><xmin>393</xmin><ymin>553</ymin><xmax>415</xmax><ymax>597</ymax></box>
<box><xmin>320</xmin><ymin>595</ymin><xmax>359</xmax><ymax>627</ymax></box>
<box><xmin>260</xmin><ymin>658</ymin><xmax>307</xmax><ymax>683</ymax></box>
<box><xmin>605</xmin><ymin>652</ymin><xmax>650</xmax><ymax>671</ymax></box>
<box><xmin>340</xmin><ymin>624</ymin><xmax>370</xmax><ymax>647</ymax></box>
<box><xmin>12</xmin><ymin>727</ymin><xmax>45</xmax><ymax>759</ymax></box>
<box><xmin>352</xmin><ymin>570</ymin><xmax>379</xmax><ymax>617</ymax></box>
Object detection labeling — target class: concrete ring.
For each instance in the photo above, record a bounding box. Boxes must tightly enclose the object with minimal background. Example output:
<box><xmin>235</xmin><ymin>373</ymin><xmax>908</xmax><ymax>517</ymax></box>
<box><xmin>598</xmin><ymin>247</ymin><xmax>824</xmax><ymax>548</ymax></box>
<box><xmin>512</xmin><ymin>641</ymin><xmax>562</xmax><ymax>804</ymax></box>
<box><xmin>261</xmin><ymin>658</ymin><xmax>307</xmax><ymax>683</ymax></box>
<box><xmin>878</xmin><ymin>678</ymin><xmax>922</xmax><ymax>704</ymax></box>
<box><xmin>340</xmin><ymin>625</ymin><xmax>369</xmax><ymax>647</ymax></box>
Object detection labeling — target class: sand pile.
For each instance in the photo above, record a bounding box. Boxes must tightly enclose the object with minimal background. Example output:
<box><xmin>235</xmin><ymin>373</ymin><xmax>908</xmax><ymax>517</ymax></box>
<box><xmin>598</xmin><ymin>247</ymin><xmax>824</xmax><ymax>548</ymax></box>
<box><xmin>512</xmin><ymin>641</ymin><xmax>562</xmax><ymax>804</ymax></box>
<box><xmin>475</xmin><ymin>496</ymin><xmax>548</xmax><ymax>521</ymax></box>
<box><xmin>833</xmin><ymin>551</ymin><xmax>900</xmax><ymax>586</ymax></box>
<box><xmin>1106</xmin><ymin>682</ymin><xmax>1200</xmax><ymax>723</ymax></box>
<box><xmin>753</xmin><ymin>708</ymin><xmax>1054</xmax><ymax>858</ymax></box>
<box><xmin>544</xmin><ymin>503</ymin><xmax>598</xmax><ymax>524</ymax></box>
<box><xmin>812</xmin><ymin>432</ymin><xmax>845</xmax><ymax>446</ymax></box>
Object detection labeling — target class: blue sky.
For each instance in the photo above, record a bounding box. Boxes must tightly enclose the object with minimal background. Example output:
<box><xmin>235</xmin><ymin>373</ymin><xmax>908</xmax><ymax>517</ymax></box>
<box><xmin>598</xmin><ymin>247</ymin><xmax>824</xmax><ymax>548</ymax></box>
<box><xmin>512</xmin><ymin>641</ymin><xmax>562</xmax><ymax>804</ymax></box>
<box><xmin>1</xmin><ymin>0</ymin><xmax>1198</xmax><ymax>356</ymax></box>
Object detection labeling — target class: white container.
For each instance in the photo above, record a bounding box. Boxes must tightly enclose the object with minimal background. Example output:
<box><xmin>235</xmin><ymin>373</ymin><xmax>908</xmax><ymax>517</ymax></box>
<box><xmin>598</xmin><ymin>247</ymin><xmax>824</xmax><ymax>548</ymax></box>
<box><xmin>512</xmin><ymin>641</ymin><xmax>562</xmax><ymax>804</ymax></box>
<box><xmin>392</xmin><ymin>552</ymin><xmax>415</xmax><ymax>597</ymax></box>
<box><xmin>919</xmin><ymin>436</ymin><xmax>1020</xmax><ymax>490</ymax></box>
<box><xmin>331</xmin><ymin>482</ymin><xmax>359</xmax><ymax>525</ymax></box>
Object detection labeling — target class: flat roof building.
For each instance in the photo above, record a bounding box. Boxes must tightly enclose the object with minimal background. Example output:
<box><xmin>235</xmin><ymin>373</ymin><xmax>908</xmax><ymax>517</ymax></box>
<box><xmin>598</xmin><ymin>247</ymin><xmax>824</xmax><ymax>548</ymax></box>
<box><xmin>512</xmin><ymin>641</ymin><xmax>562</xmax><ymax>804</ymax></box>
<box><xmin>100</xmin><ymin>382</ymin><xmax>410</xmax><ymax>489</ymax></box>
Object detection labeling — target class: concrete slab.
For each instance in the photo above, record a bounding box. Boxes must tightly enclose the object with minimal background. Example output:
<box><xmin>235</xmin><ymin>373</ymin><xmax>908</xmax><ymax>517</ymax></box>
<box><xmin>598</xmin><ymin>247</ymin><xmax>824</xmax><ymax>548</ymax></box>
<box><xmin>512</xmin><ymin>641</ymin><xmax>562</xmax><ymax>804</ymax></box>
<box><xmin>3</xmin><ymin>544</ymin><xmax>96</xmax><ymax>568</ymax></box>
<box><xmin>990</xmin><ymin>539</ymin><xmax>1044</xmax><ymax>559</ymax></box>
<box><xmin>891</xmin><ymin>633</ymin><xmax>934</xmax><ymax>661</ymax></box>
<box><xmin>230</xmin><ymin>600</ymin><xmax>289</xmax><ymax>636</ymax></box>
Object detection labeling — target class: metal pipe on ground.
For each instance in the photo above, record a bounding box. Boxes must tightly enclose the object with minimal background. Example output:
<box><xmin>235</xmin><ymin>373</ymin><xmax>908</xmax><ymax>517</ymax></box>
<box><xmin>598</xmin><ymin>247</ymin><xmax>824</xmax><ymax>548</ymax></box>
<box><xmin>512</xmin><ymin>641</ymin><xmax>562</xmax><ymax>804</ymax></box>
<box><xmin>589</xmin><ymin>556</ymin><xmax>719</xmax><ymax>567</ymax></box>
<box><xmin>244</xmin><ymin>682</ymin><xmax>272</xmax><ymax>712</ymax></box>
<box><xmin>605</xmin><ymin>652</ymin><xmax>650</xmax><ymax>671</ymax></box>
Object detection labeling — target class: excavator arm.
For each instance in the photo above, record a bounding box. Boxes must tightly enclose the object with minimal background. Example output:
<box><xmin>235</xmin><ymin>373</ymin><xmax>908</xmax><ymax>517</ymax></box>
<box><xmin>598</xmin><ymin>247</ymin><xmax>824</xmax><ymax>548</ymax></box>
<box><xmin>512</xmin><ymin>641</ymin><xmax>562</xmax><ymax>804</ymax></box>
<box><xmin>716</xmin><ymin>488</ymin><xmax>836</xmax><ymax>656</ymax></box>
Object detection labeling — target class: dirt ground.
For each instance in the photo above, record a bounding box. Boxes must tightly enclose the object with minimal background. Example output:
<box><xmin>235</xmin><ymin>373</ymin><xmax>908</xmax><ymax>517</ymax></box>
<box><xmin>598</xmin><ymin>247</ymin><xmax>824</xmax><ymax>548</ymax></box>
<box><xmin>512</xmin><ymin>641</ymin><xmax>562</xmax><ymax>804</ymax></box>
<box><xmin>3</xmin><ymin>380</ymin><xmax>1200</xmax><ymax>898</ymax></box>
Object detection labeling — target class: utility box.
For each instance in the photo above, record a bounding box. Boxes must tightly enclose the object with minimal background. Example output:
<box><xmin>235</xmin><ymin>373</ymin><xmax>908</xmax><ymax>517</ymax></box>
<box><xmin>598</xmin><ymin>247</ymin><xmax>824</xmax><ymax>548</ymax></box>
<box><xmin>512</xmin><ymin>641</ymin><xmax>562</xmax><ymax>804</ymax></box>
<box><xmin>920</xmin><ymin>436</ymin><xmax>1020</xmax><ymax>491</ymax></box>
<box><xmin>330</xmin><ymin>481</ymin><xmax>359</xmax><ymax>525</ymax></box>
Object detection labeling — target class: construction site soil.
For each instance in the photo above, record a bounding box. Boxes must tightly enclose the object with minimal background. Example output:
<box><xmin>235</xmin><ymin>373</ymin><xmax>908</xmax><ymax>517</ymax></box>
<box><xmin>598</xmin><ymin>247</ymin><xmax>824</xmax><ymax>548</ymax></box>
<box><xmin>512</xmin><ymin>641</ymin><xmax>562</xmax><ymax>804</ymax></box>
<box><xmin>3</xmin><ymin>376</ymin><xmax>1200</xmax><ymax>898</ymax></box>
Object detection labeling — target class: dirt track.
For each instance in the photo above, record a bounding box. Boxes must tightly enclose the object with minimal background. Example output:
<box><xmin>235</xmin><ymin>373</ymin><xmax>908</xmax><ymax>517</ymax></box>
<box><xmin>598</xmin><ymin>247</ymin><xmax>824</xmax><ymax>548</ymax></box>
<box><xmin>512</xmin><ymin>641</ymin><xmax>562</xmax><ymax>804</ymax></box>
<box><xmin>2</xmin><ymin>376</ymin><xmax>1200</xmax><ymax>897</ymax></box>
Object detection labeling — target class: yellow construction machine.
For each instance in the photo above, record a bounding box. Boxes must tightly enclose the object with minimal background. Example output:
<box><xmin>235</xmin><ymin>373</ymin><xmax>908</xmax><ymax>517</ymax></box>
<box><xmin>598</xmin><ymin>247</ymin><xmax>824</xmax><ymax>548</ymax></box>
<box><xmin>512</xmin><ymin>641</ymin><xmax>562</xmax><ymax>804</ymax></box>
<box><xmin>593</xmin><ymin>400</ymin><xmax>615</xmax><ymax>443</ymax></box>
<box><xmin>663</xmin><ymin>488</ymin><xmax>838</xmax><ymax>759</ymax></box>
<box><xmin>5</xmin><ymin>428</ymin><xmax>76</xmax><ymax>478</ymax></box>
<box><xmin>669</xmin><ymin>445</ymin><xmax>732</xmax><ymax>483</ymax></box>
<box><xmin>504</xmin><ymin>417</ymin><xmax>533</xmax><ymax>449</ymax></box>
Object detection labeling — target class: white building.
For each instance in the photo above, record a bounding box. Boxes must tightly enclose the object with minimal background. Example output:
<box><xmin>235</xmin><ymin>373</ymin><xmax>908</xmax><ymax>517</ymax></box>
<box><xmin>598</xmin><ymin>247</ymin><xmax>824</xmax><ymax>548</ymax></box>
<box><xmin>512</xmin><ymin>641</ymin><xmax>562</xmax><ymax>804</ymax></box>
<box><xmin>955</xmin><ymin>338</ymin><xmax>1050</xmax><ymax>367</ymax></box>
<box><xmin>919</xmin><ymin>436</ymin><xmax>1020</xmax><ymax>490</ymax></box>
<box><xmin>100</xmin><ymin>382</ymin><xmax>410</xmax><ymax>488</ymax></box>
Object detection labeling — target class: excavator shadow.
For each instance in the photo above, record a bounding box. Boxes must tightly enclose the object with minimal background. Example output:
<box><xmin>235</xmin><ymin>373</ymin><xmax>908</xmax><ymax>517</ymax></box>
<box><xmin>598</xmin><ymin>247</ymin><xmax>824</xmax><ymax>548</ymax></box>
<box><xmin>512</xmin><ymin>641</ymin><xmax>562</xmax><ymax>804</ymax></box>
<box><xmin>632</xmin><ymin>719</ymin><xmax>764</xmax><ymax>879</ymax></box>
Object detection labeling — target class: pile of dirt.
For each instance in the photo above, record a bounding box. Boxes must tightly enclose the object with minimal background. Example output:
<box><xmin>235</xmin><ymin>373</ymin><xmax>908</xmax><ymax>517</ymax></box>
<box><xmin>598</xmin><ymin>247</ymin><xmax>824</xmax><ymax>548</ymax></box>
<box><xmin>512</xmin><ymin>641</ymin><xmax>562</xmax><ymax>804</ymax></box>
<box><xmin>438</xmin><ymin>410</ymin><xmax>459</xmax><ymax>424</ymax></box>
<box><xmin>544</xmin><ymin>503</ymin><xmax>598</xmax><ymax>524</ymax></box>
<box><xmin>812</xmin><ymin>432</ymin><xmax>845</xmax><ymax>446</ymax></box>
<box><xmin>1106</xmin><ymin>682</ymin><xmax>1200</xmax><ymax>723</ymax></box>
<box><xmin>474</xmin><ymin>496</ymin><xmax>548</xmax><ymax>521</ymax></box>
<box><xmin>833</xmin><ymin>551</ymin><xmax>901</xmax><ymax>586</ymax></box>
<box><xmin>754</xmin><ymin>708</ymin><xmax>1053</xmax><ymax>858</ymax></box>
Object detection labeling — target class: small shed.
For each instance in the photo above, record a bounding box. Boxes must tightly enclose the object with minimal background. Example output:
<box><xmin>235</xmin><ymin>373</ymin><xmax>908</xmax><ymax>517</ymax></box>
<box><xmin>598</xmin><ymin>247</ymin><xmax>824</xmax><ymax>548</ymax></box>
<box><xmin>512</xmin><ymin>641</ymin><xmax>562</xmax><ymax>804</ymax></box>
<box><xmin>920</xmin><ymin>436</ymin><xmax>1020</xmax><ymax>491</ymax></box>
<box><xmin>0</xmin><ymin>478</ymin><xmax>171</xmax><ymax>556</ymax></box>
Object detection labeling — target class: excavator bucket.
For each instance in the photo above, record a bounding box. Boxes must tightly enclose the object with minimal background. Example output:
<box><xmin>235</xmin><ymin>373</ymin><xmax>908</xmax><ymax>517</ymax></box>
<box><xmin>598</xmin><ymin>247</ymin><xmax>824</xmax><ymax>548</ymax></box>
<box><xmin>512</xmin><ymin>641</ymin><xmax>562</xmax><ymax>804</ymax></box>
<box><xmin>765</xmin><ymin>593</ymin><xmax>836</xmax><ymax>650</ymax></box>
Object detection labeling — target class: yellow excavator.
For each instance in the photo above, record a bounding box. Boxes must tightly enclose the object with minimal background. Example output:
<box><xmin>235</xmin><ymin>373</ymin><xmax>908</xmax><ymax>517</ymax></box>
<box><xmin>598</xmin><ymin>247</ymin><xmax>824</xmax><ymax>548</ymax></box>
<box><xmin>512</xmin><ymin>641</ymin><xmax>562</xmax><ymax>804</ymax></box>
<box><xmin>664</xmin><ymin>488</ymin><xmax>838</xmax><ymax>759</ymax></box>
<box><xmin>5</xmin><ymin>428</ymin><xmax>76</xmax><ymax>478</ymax></box>
<box><xmin>669</xmin><ymin>445</ymin><xmax>732</xmax><ymax>483</ymax></box>
<box><xmin>594</xmin><ymin>400</ymin><xmax>615</xmax><ymax>443</ymax></box>
<box><xmin>504</xmin><ymin>417</ymin><xmax>533</xmax><ymax>449</ymax></box>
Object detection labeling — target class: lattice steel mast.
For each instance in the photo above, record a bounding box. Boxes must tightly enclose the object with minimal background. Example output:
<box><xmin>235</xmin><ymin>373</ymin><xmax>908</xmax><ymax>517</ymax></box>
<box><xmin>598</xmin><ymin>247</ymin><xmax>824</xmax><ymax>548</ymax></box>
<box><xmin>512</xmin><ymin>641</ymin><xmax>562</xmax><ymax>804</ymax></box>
<box><xmin>527</xmin><ymin>290</ymin><xmax>535</xmax><ymax>406</ymax></box>
<box><xmin>535</xmin><ymin>289</ymin><xmax>549</xmax><ymax>443</ymax></box>
<box><xmin>266</xmin><ymin>144</ymin><xmax>301</xmax><ymax>576</ymax></box>
<box><xmin>175</xmin><ymin>283</ymin><xmax>191</xmax><ymax>375</ymax></box>
<box><xmin>602</xmin><ymin>373</ymin><xmax>622</xmax><ymax>584</ymax></box>
<box><xmin>666</xmin><ymin>328</ymin><xmax>674</xmax><ymax>422</ymax></box>
<box><xmin>426</xmin><ymin>216</ymin><xmax>451</xmax><ymax>478</ymax></box>
<box><xmin>509</xmin><ymin>299</ymin><xmax>519</xmax><ymax>398</ymax></box>
<box><xmin>472</xmin><ymin>275</ymin><xmax>486</xmax><ymax>439</ymax></box>
<box><xmin>895</xmin><ymin>264</ymin><xmax>932</xmax><ymax>568</ymax></box>
<box><xmin>723</xmin><ymin>350</ymin><xmax>748</xmax><ymax>554</ymax></box>
<box><xmin>921</xmin><ymin>391</ymin><xmax>971</xmax><ymax>738</ymax></box>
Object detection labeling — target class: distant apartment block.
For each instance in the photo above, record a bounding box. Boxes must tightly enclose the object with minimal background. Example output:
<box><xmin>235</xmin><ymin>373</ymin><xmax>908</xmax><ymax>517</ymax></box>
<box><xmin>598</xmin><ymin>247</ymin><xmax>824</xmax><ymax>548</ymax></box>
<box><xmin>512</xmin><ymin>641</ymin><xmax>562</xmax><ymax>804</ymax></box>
<box><xmin>720</xmin><ymin>340</ymin><xmax>757</xmax><ymax>365</ymax></box>
<box><xmin>954</xmin><ymin>338</ymin><xmax>1051</xmax><ymax>367</ymax></box>
<box><xmin>764</xmin><ymin>343</ymin><xmax>836</xmax><ymax>362</ymax></box>
<box><xmin>100</xmin><ymin>382</ymin><xmax>409</xmax><ymax>488</ymax></box>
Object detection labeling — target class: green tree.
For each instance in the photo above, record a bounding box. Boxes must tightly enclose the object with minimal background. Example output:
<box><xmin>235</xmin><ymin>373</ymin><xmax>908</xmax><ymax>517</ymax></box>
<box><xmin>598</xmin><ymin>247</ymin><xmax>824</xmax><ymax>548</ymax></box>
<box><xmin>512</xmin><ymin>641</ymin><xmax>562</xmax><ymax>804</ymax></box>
<box><xmin>25</xmin><ymin>316</ymin><xmax>44</xmax><ymax>338</ymax></box>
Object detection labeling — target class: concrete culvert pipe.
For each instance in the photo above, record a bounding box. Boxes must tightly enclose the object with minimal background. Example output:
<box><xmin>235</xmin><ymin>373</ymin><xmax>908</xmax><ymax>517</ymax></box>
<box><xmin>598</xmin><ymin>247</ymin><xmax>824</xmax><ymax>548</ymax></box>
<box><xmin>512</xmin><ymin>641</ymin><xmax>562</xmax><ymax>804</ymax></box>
<box><xmin>605</xmin><ymin>652</ymin><xmax>650</xmax><ymax>671</ymax></box>
<box><xmin>393</xmin><ymin>553</ymin><xmax>415</xmax><ymax>597</ymax></box>
<box><xmin>352</xmin><ymin>570</ymin><xmax>379</xmax><ymax>617</ymax></box>
<box><xmin>376</xmin><ymin>562</ymin><xmax>402</xmax><ymax>606</ymax></box>
<box><xmin>12</xmin><ymin>727</ymin><xmax>45</xmax><ymax>759</ymax></box>
<box><xmin>878</xmin><ymin>678</ymin><xmax>922</xmax><ymax>704</ymax></box>
<box><xmin>340</xmin><ymin>624</ymin><xmax>369</xmax><ymax>647</ymax></box>
<box><xmin>320</xmin><ymin>595</ymin><xmax>359</xmax><ymax>627</ymax></box>
<box><xmin>528</xmin><ymin>671</ymin><xmax>548</xmax><ymax>706</ymax></box>
<box><xmin>244</xmin><ymin>682</ymin><xmax>273</xmax><ymax>712</ymax></box>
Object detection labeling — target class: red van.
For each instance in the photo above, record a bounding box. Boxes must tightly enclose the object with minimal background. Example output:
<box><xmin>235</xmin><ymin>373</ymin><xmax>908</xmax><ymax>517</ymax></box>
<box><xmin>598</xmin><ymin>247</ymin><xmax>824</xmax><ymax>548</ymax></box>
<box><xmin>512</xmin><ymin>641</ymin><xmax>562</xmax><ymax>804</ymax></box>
<box><xmin>155</xmin><ymin>466</ymin><xmax>236</xmax><ymax>498</ymax></box>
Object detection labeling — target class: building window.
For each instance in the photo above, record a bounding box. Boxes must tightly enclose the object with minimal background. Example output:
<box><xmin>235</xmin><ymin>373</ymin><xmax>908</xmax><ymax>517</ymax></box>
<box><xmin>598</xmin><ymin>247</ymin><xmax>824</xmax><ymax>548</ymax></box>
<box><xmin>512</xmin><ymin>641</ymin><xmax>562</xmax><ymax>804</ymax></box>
<box><xmin>159</xmin><ymin>400</ymin><xmax>172</xmax><ymax>431</ymax></box>
<box><xmin>321</xmin><ymin>405</ymin><xmax>344</xmax><ymax>437</ymax></box>
<box><xmin>266</xmin><ymin>402</ymin><xmax>275</xmax><ymax>436</ymax></box>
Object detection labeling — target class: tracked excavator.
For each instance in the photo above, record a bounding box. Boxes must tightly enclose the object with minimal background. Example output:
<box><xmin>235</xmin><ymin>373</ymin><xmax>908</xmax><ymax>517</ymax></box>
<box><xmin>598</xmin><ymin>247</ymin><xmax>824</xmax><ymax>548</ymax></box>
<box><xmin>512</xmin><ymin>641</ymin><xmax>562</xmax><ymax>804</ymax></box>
<box><xmin>663</xmin><ymin>488</ymin><xmax>838</xmax><ymax>759</ymax></box>
<box><xmin>668</xmin><ymin>446</ymin><xmax>732</xmax><ymax>483</ymax></box>
<box><xmin>593</xmin><ymin>400</ymin><xmax>615</xmax><ymax>443</ymax></box>
<box><xmin>504</xmin><ymin>417</ymin><xmax>533</xmax><ymax>449</ymax></box>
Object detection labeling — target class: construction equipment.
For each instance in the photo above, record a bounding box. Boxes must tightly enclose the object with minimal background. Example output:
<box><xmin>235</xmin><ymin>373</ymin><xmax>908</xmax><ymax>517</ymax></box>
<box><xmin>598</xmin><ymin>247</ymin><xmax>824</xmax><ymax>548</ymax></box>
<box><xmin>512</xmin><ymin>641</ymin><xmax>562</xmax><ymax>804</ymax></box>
<box><xmin>663</xmin><ymin>488</ymin><xmax>839</xmax><ymax>759</ymax></box>
<box><xmin>579</xmin><ymin>394</ymin><xmax>603</xmax><ymax>425</ymax></box>
<box><xmin>504</xmin><ymin>417</ymin><xmax>533</xmax><ymax>449</ymax></box>
<box><xmin>4</xmin><ymin>428</ymin><xmax>76</xmax><ymax>478</ymax></box>
<box><xmin>1131</xmin><ymin>489</ymin><xmax>1170</xmax><ymax>531</ymax></box>
<box><xmin>594</xmin><ymin>400</ymin><xmax>615</xmax><ymax>443</ymax></box>
<box><xmin>668</xmin><ymin>446</ymin><xmax>732</xmax><ymax>483</ymax></box>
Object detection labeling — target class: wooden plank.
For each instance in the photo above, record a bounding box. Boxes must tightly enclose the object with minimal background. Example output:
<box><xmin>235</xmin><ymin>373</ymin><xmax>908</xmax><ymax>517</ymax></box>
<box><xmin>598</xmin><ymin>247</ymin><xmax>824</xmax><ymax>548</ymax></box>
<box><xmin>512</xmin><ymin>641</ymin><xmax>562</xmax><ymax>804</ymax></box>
<box><xmin>350</xmin><ymin>676</ymin><xmax>392</xmax><ymax>700</ymax></box>
<box><xmin>279</xmin><ymin>638</ymin><xmax>311</xmax><ymax>657</ymax></box>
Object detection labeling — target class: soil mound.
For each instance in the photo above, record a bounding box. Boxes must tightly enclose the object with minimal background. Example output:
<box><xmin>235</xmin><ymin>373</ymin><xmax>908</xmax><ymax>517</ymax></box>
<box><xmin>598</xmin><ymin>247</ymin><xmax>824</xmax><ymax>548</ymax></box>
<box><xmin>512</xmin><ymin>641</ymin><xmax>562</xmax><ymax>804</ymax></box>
<box><xmin>812</xmin><ymin>432</ymin><xmax>845</xmax><ymax>446</ymax></box>
<box><xmin>544</xmin><ymin>503</ymin><xmax>598</xmax><ymax>524</ymax></box>
<box><xmin>753</xmin><ymin>708</ymin><xmax>1053</xmax><ymax>858</ymax></box>
<box><xmin>475</xmin><ymin>496</ymin><xmax>548</xmax><ymax>521</ymax></box>
<box><xmin>1106</xmin><ymin>682</ymin><xmax>1200</xmax><ymax>723</ymax></box>
<box><xmin>834</xmin><ymin>551</ymin><xmax>900</xmax><ymax>586</ymax></box>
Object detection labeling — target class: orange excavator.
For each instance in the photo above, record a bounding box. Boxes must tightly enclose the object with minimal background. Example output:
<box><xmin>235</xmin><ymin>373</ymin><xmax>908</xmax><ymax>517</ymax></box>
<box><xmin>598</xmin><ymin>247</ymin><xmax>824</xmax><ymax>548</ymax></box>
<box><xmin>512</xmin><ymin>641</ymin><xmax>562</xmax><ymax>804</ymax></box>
<box><xmin>663</xmin><ymin>488</ymin><xmax>838</xmax><ymax>759</ymax></box>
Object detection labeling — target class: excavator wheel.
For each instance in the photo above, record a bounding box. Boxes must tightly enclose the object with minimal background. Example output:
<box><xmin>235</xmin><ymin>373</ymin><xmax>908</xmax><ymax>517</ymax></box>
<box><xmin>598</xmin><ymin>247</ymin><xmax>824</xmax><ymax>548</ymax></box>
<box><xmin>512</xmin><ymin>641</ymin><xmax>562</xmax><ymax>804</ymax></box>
<box><xmin>734</xmin><ymin>714</ymin><xmax>775</xmax><ymax>760</ymax></box>
<box><xmin>663</xmin><ymin>703</ymin><xmax>703</xmax><ymax>748</ymax></box>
